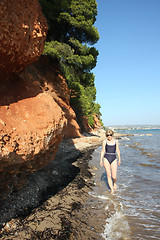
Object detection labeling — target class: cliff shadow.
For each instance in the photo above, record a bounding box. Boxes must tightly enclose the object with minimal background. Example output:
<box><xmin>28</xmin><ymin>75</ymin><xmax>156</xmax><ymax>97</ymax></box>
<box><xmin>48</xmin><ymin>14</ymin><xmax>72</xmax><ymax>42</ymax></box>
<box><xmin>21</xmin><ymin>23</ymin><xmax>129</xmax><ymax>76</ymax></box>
<box><xmin>0</xmin><ymin>56</ymin><xmax>63</xmax><ymax>107</ymax></box>
<box><xmin>0</xmin><ymin>139</ymin><xmax>91</xmax><ymax>227</ymax></box>
<box><xmin>0</xmin><ymin>71</ymin><xmax>44</xmax><ymax>107</ymax></box>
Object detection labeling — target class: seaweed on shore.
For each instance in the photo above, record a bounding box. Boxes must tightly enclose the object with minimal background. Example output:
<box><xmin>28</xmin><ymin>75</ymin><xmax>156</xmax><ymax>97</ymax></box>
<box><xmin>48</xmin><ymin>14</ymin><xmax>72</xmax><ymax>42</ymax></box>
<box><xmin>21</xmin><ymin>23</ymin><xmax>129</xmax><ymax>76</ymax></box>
<box><xmin>0</xmin><ymin>145</ymin><xmax>98</xmax><ymax>239</ymax></box>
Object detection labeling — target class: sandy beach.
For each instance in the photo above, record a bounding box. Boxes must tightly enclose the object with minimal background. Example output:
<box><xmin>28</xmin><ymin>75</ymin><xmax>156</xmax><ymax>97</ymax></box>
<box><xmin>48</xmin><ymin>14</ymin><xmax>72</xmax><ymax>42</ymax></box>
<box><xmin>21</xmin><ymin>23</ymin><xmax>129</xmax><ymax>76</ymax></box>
<box><xmin>0</xmin><ymin>129</ymin><xmax>107</xmax><ymax>239</ymax></box>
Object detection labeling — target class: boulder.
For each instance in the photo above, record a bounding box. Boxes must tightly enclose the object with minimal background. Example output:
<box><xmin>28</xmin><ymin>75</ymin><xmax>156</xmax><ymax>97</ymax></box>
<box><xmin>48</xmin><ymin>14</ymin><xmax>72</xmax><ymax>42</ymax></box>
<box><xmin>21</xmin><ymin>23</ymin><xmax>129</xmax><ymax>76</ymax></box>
<box><xmin>0</xmin><ymin>55</ymin><xmax>82</xmax><ymax>198</ymax></box>
<box><xmin>93</xmin><ymin>115</ymin><xmax>102</xmax><ymax>130</ymax></box>
<box><xmin>0</xmin><ymin>0</ymin><xmax>47</xmax><ymax>83</ymax></box>
<box><xmin>82</xmin><ymin>116</ymin><xmax>93</xmax><ymax>132</ymax></box>
<box><xmin>0</xmin><ymin>0</ymin><xmax>82</xmax><ymax>199</ymax></box>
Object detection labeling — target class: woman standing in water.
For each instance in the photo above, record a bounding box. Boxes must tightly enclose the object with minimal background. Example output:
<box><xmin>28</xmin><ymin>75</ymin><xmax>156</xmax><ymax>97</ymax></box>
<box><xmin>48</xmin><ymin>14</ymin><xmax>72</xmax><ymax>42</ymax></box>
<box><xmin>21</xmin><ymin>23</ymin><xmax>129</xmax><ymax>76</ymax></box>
<box><xmin>100</xmin><ymin>129</ymin><xmax>121</xmax><ymax>193</ymax></box>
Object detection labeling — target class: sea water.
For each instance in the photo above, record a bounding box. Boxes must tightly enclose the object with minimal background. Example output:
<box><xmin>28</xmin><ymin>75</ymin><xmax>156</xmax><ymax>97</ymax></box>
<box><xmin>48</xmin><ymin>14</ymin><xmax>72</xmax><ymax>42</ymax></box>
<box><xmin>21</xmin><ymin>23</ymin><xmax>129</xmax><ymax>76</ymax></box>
<box><xmin>87</xmin><ymin>126</ymin><xmax>160</xmax><ymax>240</ymax></box>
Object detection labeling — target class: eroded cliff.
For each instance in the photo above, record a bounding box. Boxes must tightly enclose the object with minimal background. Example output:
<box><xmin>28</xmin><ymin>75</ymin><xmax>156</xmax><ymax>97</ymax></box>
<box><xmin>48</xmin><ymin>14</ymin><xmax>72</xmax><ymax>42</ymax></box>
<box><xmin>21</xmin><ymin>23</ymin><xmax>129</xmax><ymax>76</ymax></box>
<box><xmin>0</xmin><ymin>0</ymin><xmax>103</xmax><ymax>201</ymax></box>
<box><xmin>0</xmin><ymin>0</ymin><xmax>47</xmax><ymax>83</ymax></box>
<box><xmin>0</xmin><ymin>0</ymin><xmax>82</xmax><ymax>199</ymax></box>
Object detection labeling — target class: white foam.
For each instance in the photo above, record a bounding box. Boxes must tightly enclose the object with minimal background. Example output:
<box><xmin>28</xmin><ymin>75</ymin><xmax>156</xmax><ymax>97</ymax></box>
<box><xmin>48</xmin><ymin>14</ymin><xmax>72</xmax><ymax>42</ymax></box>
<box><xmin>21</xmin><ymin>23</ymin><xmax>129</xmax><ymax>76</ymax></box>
<box><xmin>105</xmin><ymin>205</ymin><xmax>109</xmax><ymax>210</ymax></box>
<box><xmin>101</xmin><ymin>210</ymin><xmax>131</xmax><ymax>240</ymax></box>
<box><xmin>88</xmin><ymin>192</ymin><xmax>109</xmax><ymax>200</ymax></box>
<box><xmin>122</xmin><ymin>137</ymin><xmax>131</xmax><ymax>140</ymax></box>
<box><xmin>98</xmin><ymin>195</ymin><xmax>132</xmax><ymax>240</ymax></box>
<box><xmin>119</xmin><ymin>183</ymin><xmax>128</xmax><ymax>188</ymax></box>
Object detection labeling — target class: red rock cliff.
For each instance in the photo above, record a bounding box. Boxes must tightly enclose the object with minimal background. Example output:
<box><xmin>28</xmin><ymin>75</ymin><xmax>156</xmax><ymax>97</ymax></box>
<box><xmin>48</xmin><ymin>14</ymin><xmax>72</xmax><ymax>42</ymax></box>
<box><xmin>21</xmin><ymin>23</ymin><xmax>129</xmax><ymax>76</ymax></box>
<box><xmin>82</xmin><ymin>115</ymin><xmax>102</xmax><ymax>132</ymax></box>
<box><xmin>0</xmin><ymin>1</ymin><xmax>81</xmax><ymax>198</ymax></box>
<box><xmin>0</xmin><ymin>0</ymin><xmax>47</xmax><ymax>83</ymax></box>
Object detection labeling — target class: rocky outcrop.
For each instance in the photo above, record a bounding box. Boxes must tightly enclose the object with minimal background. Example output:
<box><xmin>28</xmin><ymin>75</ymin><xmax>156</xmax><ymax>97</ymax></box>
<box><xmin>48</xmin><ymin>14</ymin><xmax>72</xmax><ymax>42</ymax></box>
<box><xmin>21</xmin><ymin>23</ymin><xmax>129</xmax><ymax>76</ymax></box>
<box><xmin>0</xmin><ymin>0</ymin><xmax>49</xmax><ymax>198</ymax></box>
<box><xmin>63</xmin><ymin>107</ymin><xmax>82</xmax><ymax>138</ymax></box>
<box><xmin>82</xmin><ymin>115</ymin><xmax>102</xmax><ymax>132</ymax></box>
<box><xmin>0</xmin><ymin>0</ymin><xmax>100</xmax><ymax>200</ymax></box>
<box><xmin>82</xmin><ymin>116</ymin><xmax>93</xmax><ymax>132</ymax></box>
<box><xmin>0</xmin><ymin>0</ymin><xmax>81</xmax><ymax>199</ymax></box>
<box><xmin>25</xmin><ymin>56</ymin><xmax>82</xmax><ymax>140</ymax></box>
<box><xmin>0</xmin><ymin>54</ymin><xmax>82</xmax><ymax>198</ymax></box>
<box><xmin>0</xmin><ymin>67</ymin><xmax>64</xmax><ymax>198</ymax></box>
<box><xmin>93</xmin><ymin>115</ymin><xmax>102</xmax><ymax>130</ymax></box>
<box><xmin>0</xmin><ymin>0</ymin><xmax>47</xmax><ymax>83</ymax></box>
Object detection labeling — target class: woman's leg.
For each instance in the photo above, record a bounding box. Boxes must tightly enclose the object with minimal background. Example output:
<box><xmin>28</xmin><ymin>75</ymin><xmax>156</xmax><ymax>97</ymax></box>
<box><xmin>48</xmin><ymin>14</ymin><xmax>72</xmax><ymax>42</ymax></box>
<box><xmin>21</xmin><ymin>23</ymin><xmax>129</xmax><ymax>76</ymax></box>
<box><xmin>111</xmin><ymin>159</ymin><xmax>117</xmax><ymax>190</ymax></box>
<box><xmin>103</xmin><ymin>158</ymin><xmax>114</xmax><ymax>193</ymax></box>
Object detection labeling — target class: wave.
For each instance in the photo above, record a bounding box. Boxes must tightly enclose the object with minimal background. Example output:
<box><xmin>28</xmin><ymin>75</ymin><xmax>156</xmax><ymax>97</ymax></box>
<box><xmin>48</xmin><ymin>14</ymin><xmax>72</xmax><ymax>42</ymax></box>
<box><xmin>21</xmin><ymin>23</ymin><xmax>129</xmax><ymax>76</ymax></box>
<box><xmin>102</xmin><ymin>203</ymin><xmax>131</xmax><ymax>240</ymax></box>
<box><xmin>88</xmin><ymin>192</ymin><xmax>109</xmax><ymax>200</ymax></box>
<box><xmin>121</xmin><ymin>137</ymin><xmax>131</xmax><ymax>140</ymax></box>
<box><xmin>121</xmin><ymin>143</ymin><xmax>154</xmax><ymax>157</ymax></box>
<box><xmin>139</xmin><ymin>163</ymin><xmax>160</xmax><ymax>169</ymax></box>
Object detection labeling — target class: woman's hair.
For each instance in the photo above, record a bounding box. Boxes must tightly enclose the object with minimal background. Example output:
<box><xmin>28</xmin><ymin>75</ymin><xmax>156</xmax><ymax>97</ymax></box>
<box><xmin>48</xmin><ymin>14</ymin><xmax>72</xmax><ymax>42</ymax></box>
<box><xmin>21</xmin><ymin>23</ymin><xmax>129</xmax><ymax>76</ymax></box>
<box><xmin>106</xmin><ymin>129</ymin><xmax>114</xmax><ymax>137</ymax></box>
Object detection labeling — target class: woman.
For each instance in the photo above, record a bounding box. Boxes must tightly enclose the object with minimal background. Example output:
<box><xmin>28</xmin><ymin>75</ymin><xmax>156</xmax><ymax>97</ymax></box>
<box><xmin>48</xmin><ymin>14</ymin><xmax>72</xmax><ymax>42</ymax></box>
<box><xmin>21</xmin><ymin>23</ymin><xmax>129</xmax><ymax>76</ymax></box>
<box><xmin>100</xmin><ymin>129</ymin><xmax>121</xmax><ymax>193</ymax></box>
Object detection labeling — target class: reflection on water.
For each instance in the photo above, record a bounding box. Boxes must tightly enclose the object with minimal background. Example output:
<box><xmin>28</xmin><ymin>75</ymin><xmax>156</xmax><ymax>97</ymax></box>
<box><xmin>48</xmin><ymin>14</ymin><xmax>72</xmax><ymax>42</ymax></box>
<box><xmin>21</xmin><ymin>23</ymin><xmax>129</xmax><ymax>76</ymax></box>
<box><xmin>85</xmin><ymin>128</ymin><xmax>160</xmax><ymax>240</ymax></box>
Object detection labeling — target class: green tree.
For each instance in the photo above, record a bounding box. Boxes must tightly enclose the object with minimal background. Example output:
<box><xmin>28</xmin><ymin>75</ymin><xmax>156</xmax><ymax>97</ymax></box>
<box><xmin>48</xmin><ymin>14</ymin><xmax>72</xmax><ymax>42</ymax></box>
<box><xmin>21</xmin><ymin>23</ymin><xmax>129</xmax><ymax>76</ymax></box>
<box><xmin>39</xmin><ymin>0</ymin><xmax>103</xmax><ymax>128</ymax></box>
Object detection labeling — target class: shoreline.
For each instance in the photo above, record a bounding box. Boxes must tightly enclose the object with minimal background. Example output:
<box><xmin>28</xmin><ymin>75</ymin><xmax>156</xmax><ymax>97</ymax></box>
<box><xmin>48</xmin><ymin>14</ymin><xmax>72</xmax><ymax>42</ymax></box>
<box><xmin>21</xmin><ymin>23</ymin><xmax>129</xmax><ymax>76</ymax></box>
<box><xmin>0</xmin><ymin>129</ymin><xmax>130</xmax><ymax>239</ymax></box>
<box><xmin>0</xmin><ymin>129</ymin><xmax>106</xmax><ymax>239</ymax></box>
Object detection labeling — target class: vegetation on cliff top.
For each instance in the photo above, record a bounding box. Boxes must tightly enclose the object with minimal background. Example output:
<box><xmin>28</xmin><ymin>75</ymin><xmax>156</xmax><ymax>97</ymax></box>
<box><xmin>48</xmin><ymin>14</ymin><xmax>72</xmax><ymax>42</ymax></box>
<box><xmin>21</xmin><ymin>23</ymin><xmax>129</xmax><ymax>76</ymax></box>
<box><xmin>39</xmin><ymin>0</ymin><xmax>103</xmax><ymax>128</ymax></box>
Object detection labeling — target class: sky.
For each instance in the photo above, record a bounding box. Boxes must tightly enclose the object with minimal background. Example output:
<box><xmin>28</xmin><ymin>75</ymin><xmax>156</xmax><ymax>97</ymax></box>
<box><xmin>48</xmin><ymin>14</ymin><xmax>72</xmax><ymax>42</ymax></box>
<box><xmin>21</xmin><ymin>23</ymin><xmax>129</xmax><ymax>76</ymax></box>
<box><xmin>93</xmin><ymin>0</ymin><xmax>160</xmax><ymax>127</ymax></box>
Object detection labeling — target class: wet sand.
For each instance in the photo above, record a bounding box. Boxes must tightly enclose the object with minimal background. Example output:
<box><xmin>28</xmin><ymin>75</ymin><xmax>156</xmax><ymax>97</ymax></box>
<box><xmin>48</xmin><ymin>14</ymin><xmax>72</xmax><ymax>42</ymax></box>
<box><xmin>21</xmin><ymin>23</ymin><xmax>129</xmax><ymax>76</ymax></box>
<box><xmin>0</xmin><ymin>130</ymin><xmax>106</xmax><ymax>239</ymax></box>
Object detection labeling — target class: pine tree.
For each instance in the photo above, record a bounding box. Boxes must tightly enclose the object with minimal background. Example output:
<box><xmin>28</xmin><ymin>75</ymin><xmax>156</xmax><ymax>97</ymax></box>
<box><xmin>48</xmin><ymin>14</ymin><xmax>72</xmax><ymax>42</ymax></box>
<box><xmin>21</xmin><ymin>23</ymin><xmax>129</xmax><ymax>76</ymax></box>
<box><xmin>39</xmin><ymin>0</ymin><xmax>102</xmax><ymax>128</ymax></box>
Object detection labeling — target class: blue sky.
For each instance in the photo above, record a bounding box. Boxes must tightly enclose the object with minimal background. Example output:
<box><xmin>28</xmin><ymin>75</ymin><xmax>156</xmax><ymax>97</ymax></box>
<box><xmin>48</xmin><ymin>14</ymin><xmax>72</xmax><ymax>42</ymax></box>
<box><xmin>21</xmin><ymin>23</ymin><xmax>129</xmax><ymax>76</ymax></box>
<box><xmin>93</xmin><ymin>0</ymin><xmax>160</xmax><ymax>126</ymax></box>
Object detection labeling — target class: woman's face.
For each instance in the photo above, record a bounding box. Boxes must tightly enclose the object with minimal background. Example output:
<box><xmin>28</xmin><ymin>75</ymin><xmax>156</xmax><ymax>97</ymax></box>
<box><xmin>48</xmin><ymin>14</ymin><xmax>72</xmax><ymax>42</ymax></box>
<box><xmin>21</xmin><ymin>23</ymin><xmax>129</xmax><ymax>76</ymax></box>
<box><xmin>106</xmin><ymin>133</ymin><xmax>113</xmax><ymax>141</ymax></box>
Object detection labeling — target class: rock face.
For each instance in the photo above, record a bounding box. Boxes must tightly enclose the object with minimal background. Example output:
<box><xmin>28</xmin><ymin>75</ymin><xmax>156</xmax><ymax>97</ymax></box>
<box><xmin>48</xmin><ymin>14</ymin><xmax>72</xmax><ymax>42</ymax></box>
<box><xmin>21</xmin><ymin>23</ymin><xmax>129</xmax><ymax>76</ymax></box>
<box><xmin>0</xmin><ymin>54</ymin><xmax>83</xmax><ymax>198</ymax></box>
<box><xmin>82</xmin><ymin>115</ymin><xmax>102</xmax><ymax>132</ymax></box>
<box><xmin>93</xmin><ymin>115</ymin><xmax>102</xmax><ymax>130</ymax></box>
<box><xmin>26</xmin><ymin>56</ymin><xmax>82</xmax><ymax>140</ymax></box>
<box><xmin>0</xmin><ymin>0</ymin><xmax>100</xmax><ymax>200</ymax></box>
<box><xmin>63</xmin><ymin>107</ymin><xmax>82</xmax><ymax>138</ymax></box>
<box><xmin>0</xmin><ymin>1</ymin><xmax>82</xmax><ymax>199</ymax></box>
<box><xmin>0</xmin><ymin>89</ymin><xmax>66</xmax><ymax>197</ymax></box>
<box><xmin>82</xmin><ymin>116</ymin><xmax>93</xmax><ymax>132</ymax></box>
<box><xmin>0</xmin><ymin>0</ymin><xmax>47</xmax><ymax>83</ymax></box>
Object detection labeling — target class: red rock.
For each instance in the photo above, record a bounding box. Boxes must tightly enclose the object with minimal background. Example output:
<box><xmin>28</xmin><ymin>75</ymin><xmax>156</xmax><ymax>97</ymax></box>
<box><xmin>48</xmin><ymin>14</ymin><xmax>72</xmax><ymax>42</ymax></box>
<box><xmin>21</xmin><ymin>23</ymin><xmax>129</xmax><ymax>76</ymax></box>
<box><xmin>0</xmin><ymin>75</ymin><xmax>67</xmax><ymax>195</ymax></box>
<box><xmin>82</xmin><ymin>116</ymin><xmax>93</xmax><ymax>132</ymax></box>
<box><xmin>0</xmin><ymin>1</ymin><xmax>83</xmax><ymax>198</ymax></box>
<box><xmin>0</xmin><ymin>0</ymin><xmax>48</xmax><ymax>83</ymax></box>
<box><xmin>25</xmin><ymin>56</ymin><xmax>82</xmax><ymax>139</ymax></box>
<box><xmin>0</xmin><ymin>55</ymin><xmax>82</xmax><ymax>198</ymax></box>
<box><xmin>93</xmin><ymin>115</ymin><xmax>102</xmax><ymax>130</ymax></box>
<box><xmin>63</xmin><ymin>118</ymin><xmax>81</xmax><ymax>138</ymax></box>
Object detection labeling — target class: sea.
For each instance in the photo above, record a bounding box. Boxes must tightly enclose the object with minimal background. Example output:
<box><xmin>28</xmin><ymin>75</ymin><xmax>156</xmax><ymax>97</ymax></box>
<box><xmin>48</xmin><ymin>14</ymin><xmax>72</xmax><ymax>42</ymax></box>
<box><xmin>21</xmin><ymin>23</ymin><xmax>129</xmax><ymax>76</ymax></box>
<box><xmin>78</xmin><ymin>125</ymin><xmax>160</xmax><ymax>240</ymax></box>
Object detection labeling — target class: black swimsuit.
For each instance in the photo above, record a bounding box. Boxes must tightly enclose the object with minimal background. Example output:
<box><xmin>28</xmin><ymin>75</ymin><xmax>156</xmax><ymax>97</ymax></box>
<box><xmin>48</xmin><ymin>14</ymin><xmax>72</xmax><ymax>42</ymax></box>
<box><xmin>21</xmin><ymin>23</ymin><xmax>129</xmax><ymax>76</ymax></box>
<box><xmin>104</xmin><ymin>140</ymin><xmax>117</xmax><ymax>164</ymax></box>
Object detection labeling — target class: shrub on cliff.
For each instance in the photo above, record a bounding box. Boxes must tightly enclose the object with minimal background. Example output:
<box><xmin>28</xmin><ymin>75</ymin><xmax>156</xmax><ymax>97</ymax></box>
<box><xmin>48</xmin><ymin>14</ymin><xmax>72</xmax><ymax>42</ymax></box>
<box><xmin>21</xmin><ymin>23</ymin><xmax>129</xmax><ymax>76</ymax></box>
<box><xmin>39</xmin><ymin>0</ymin><xmax>102</xmax><ymax>128</ymax></box>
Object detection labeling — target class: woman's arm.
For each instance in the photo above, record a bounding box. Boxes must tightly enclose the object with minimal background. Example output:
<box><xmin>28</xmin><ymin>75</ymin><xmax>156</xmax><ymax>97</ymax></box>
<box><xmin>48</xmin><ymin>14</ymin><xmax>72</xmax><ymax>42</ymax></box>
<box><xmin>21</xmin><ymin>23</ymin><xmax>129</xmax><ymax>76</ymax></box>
<box><xmin>116</xmin><ymin>140</ymin><xmax>121</xmax><ymax>165</ymax></box>
<box><xmin>100</xmin><ymin>140</ymin><xmax>105</xmax><ymax>167</ymax></box>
